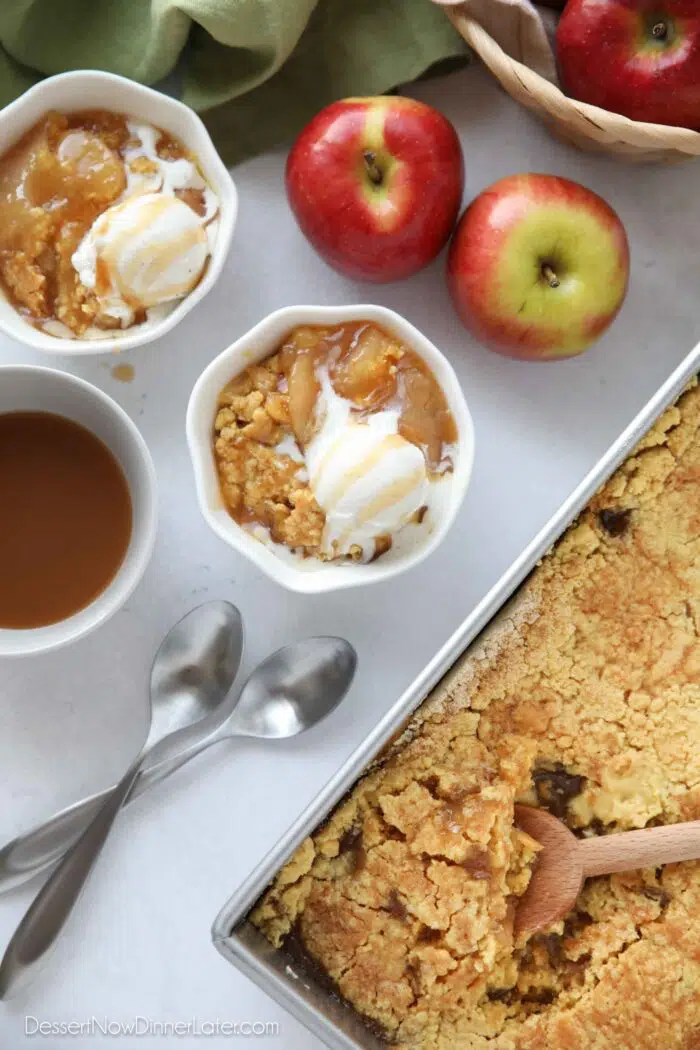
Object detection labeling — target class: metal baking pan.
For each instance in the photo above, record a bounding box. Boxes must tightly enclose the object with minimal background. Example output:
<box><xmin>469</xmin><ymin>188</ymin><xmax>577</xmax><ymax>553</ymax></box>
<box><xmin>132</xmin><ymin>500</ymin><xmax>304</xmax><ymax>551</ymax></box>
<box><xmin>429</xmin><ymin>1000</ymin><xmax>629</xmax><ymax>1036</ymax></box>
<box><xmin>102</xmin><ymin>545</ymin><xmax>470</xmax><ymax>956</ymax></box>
<box><xmin>212</xmin><ymin>341</ymin><xmax>700</xmax><ymax>1050</ymax></box>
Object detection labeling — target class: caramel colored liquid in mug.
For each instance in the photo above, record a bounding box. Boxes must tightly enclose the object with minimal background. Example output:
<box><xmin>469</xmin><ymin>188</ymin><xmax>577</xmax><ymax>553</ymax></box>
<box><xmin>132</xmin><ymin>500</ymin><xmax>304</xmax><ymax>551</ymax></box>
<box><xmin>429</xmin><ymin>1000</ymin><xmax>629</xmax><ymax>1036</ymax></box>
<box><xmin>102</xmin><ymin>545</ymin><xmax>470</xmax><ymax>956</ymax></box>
<box><xmin>0</xmin><ymin>412</ymin><xmax>132</xmax><ymax>629</ymax></box>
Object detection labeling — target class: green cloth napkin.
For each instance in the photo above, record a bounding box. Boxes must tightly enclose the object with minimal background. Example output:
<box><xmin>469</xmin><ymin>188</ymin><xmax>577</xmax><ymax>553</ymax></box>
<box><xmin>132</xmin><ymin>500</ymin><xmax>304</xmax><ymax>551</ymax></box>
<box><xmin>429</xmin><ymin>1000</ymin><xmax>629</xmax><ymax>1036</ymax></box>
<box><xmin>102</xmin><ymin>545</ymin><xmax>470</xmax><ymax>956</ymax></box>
<box><xmin>0</xmin><ymin>0</ymin><xmax>467</xmax><ymax>166</ymax></box>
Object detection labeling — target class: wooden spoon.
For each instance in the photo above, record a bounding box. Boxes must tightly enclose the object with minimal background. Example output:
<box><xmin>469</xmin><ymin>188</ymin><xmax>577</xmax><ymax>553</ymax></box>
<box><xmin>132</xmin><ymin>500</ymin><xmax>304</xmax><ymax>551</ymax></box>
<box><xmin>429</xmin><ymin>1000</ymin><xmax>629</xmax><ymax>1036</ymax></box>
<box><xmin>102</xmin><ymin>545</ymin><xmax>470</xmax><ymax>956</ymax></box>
<box><xmin>513</xmin><ymin>804</ymin><xmax>700</xmax><ymax>937</ymax></box>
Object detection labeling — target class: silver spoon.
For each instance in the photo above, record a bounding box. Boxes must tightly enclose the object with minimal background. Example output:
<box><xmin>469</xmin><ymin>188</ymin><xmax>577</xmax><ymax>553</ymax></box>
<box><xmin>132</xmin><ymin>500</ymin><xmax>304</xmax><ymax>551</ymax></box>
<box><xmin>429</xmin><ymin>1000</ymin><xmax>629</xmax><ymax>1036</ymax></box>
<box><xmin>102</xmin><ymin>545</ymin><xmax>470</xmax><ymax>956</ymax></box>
<box><xmin>0</xmin><ymin>637</ymin><xmax>356</xmax><ymax>895</ymax></box>
<box><xmin>0</xmin><ymin>636</ymin><xmax>357</xmax><ymax>998</ymax></box>
<box><xmin>0</xmin><ymin>625</ymin><xmax>352</xmax><ymax>995</ymax></box>
<box><xmin>0</xmin><ymin>600</ymin><xmax>244</xmax><ymax>999</ymax></box>
<box><xmin>0</xmin><ymin>598</ymin><xmax>242</xmax><ymax>896</ymax></box>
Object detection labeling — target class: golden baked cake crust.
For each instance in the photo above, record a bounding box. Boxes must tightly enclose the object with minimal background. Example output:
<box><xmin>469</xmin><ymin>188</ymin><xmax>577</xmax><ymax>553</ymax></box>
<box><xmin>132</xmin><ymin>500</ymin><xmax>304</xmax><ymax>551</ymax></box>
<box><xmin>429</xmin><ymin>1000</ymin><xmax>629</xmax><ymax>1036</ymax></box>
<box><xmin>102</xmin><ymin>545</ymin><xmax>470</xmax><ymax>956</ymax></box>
<box><xmin>251</xmin><ymin>381</ymin><xmax>700</xmax><ymax>1049</ymax></box>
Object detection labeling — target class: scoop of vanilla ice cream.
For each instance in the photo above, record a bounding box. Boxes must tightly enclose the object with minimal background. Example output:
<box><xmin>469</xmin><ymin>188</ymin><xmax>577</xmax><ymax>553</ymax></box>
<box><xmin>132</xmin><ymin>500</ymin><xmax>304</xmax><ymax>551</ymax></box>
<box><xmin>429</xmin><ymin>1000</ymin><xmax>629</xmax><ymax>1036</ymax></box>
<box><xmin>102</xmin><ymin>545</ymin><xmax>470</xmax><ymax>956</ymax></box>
<box><xmin>72</xmin><ymin>193</ymin><xmax>209</xmax><ymax>324</ymax></box>
<box><xmin>305</xmin><ymin>375</ymin><xmax>428</xmax><ymax>560</ymax></box>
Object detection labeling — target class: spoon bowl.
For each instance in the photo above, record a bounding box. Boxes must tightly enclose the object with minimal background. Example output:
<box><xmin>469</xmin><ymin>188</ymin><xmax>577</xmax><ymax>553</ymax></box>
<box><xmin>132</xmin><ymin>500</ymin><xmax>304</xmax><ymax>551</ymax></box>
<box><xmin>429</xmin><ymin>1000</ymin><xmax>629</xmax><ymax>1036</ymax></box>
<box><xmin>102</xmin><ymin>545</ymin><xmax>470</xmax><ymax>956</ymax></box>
<box><xmin>147</xmin><ymin>600</ymin><xmax>244</xmax><ymax>751</ymax></box>
<box><xmin>514</xmin><ymin>804</ymin><xmax>700</xmax><ymax>937</ymax></box>
<box><xmin>231</xmin><ymin>637</ymin><xmax>357</xmax><ymax>739</ymax></box>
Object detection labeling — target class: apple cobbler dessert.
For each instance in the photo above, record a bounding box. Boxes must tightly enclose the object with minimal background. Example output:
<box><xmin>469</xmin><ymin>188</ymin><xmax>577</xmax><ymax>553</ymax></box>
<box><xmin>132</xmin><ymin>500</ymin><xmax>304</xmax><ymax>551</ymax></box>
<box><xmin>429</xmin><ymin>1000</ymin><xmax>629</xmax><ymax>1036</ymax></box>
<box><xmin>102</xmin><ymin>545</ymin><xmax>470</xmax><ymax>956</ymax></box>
<box><xmin>213</xmin><ymin>322</ymin><xmax>457</xmax><ymax>563</ymax></box>
<box><xmin>0</xmin><ymin>109</ymin><xmax>218</xmax><ymax>339</ymax></box>
<box><xmin>252</xmin><ymin>381</ymin><xmax>700</xmax><ymax>1048</ymax></box>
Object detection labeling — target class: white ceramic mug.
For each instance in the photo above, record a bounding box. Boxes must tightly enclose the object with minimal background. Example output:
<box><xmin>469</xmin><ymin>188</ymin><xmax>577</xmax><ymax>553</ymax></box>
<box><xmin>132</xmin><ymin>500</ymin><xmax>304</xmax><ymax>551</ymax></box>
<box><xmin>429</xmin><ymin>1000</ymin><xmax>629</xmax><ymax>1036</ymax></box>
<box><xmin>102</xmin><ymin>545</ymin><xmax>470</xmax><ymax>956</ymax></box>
<box><xmin>0</xmin><ymin>366</ymin><xmax>158</xmax><ymax>656</ymax></box>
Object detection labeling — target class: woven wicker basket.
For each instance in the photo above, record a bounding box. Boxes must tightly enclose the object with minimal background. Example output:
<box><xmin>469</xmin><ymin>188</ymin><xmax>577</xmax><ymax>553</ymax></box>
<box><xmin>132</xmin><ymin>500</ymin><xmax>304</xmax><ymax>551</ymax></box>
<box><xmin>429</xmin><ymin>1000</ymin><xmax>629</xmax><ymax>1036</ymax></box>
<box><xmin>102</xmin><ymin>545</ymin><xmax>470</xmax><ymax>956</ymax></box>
<box><xmin>445</xmin><ymin>5</ymin><xmax>700</xmax><ymax>163</ymax></box>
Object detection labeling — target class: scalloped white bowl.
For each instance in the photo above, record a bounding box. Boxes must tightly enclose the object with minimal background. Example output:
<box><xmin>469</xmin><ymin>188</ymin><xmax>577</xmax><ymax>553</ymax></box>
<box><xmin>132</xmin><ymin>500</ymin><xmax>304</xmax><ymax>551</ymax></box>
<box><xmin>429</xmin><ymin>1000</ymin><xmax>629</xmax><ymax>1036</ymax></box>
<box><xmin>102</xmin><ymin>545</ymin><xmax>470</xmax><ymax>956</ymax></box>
<box><xmin>0</xmin><ymin>70</ymin><xmax>237</xmax><ymax>355</ymax></box>
<box><xmin>187</xmin><ymin>304</ymin><xmax>475</xmax><ymax>595</ymax></box>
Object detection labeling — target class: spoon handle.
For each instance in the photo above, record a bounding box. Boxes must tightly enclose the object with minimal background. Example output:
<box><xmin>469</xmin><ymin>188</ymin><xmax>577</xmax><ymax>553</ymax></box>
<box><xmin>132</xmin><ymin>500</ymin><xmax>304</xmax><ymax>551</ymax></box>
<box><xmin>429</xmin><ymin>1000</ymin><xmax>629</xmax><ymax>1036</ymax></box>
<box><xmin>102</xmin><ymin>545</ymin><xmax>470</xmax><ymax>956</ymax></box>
<box><xmin>579</xmin><ymin>819</ymin><xmax>700</xmax><ymax>878</ymax></box>
<box><xmin>0</xmin><ymin>759</ymin><xmax>142</xmax><ymax>999</ymax></box>
<box><xmin>0</xmin><ymin>730</ymin><xmax>224</xmax><ymax>895</ymax></box>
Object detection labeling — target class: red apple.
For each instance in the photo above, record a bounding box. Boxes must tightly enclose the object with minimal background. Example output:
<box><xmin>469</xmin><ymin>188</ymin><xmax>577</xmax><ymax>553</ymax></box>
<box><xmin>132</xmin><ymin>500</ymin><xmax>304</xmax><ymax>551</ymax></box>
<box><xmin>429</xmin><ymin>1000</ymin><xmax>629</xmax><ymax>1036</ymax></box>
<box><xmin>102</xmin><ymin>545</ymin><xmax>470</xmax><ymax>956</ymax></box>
<box><xmin>447</xmin><ymin>174</ymin><xmax>630</xmax><ymax>361</ymax></box>
<box><xmin>285</xmin><ymin>97</ymin><xmax>464</xmax><ymax>283</ymax></box>
<box><xmin>557</xmin><ymin>0</ymin><xmax>700</xmax><ymax>128</ymax></box>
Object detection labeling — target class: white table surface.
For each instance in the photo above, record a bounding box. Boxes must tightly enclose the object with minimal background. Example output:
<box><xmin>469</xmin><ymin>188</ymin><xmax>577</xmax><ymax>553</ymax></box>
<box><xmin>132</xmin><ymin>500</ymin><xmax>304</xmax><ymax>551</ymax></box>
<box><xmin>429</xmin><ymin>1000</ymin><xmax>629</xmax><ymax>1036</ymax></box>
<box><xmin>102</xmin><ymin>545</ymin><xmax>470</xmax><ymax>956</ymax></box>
<box><xmin>1</xmin><ymin>63</ymin><xmax>699</xmax><ymax>1049</ymax></box>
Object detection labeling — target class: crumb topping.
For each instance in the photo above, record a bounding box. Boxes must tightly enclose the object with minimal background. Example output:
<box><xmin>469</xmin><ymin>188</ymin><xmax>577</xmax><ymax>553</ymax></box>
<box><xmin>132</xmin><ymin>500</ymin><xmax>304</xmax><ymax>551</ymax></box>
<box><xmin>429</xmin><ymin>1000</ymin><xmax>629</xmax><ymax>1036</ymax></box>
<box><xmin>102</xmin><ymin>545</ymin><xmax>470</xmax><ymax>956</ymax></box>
<box><xmin>0</xmin><ymin>109</ymin><xmax>209</xmax><ymax>336</ymax></box>
<box><xmin>213</xmin><ymin>324</ymin><xmax>457</xmax><ymax>563</ymax></box>
<box><xmin>214</xmin><ymin>353</ymin><xmax>327</xmax><ymax>555</ymax></box>
<box><xmin>251</xmin><ymin>381</ymin><xmax>700</xmax><ymax>1049</ymax></box>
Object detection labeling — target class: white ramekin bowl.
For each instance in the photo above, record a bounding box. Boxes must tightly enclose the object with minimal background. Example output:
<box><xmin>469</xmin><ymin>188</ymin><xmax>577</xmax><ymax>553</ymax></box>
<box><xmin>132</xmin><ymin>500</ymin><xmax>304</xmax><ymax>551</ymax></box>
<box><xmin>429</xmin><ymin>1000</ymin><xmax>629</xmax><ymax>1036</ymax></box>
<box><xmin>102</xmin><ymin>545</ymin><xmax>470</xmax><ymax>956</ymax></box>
<box><xmin>187</xmin><ymin>305</ymin><xmax>475</xmax><ymax>595</ymax></box>
<box><xmin>0</xmin><ymin>366</ymin><xmax>158</xmax><ymax>656</ymax></box>
<box><xmin>0</xmin><ymin>70</ymin><xmax>237</xmax><ymax>356</ymax></box>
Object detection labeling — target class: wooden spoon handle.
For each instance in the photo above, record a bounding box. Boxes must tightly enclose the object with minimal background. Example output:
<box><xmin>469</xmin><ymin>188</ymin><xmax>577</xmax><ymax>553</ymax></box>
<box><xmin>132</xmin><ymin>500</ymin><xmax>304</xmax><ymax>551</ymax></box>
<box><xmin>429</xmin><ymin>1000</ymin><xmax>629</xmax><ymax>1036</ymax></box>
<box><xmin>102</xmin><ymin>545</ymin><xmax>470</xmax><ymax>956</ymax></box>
<box><xmin>578</xmin><ymin>820</ymin><xmax>700</xmax><ymax>878</ymax></box>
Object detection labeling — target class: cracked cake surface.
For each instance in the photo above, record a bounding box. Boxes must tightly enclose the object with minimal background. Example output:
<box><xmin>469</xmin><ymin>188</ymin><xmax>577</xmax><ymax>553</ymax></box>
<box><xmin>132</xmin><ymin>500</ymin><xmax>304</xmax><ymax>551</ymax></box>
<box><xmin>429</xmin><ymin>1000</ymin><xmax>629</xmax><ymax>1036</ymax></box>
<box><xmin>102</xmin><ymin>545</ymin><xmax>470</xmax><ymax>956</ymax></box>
<box><xmin>251</xmin><ymin>381</ymin><xmax>700</xmax><ymax>1049</ymax></box>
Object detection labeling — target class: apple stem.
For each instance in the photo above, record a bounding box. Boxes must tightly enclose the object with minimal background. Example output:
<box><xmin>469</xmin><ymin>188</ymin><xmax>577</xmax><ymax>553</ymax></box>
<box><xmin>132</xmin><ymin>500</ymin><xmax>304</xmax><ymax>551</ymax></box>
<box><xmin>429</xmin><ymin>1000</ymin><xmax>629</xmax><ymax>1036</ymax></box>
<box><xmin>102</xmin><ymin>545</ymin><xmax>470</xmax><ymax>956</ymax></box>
<box><xmin>363</xmin><ymin>150</ymin><xmax>384</xmax><ymax>186</ymax></box>
<box><xmin>541</xmin><ymin>264</ymin><xmax>560</xmax><ymax>288</ymax></box>
<box><xmin>652</xmin><ymin>20</ymin><xmax>667</xmax><ymax>39</ymax></box>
